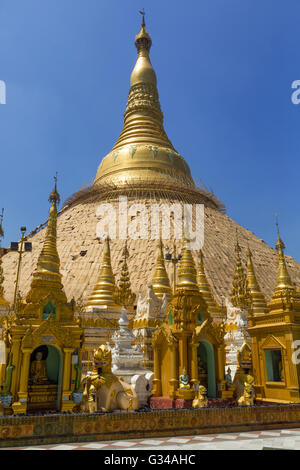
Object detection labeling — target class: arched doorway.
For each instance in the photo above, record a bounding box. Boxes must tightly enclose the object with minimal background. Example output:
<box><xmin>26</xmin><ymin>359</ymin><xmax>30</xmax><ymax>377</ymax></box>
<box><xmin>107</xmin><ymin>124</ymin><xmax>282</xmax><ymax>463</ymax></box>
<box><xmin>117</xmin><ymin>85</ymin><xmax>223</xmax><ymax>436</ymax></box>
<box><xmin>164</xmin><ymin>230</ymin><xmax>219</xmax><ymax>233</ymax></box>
<box><xmin>28</xmin><ymin>345</ymin><xmax>63</xmax><ymax>412</ymax></box>
<box><xmin>198</xmin><ymin>341</ymin><xmax>216</xmax><ymax>397</ymax></box>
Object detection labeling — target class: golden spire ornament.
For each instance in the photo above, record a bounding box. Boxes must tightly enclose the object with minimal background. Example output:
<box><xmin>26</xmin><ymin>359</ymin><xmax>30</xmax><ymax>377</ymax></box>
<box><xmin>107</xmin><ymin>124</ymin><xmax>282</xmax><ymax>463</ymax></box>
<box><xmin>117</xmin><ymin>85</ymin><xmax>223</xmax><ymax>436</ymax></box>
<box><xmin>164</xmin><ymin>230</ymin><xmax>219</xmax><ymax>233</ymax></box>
<box><xmin>268</xmin><ymin>217</ymin><xmax>300</xmax><ymax>313</ymax></box>
<box><xmin>231</xmin><ymin>234</ymin><xmax>251</xmax><ymax>308</ymax></box>
<box><xmin>197</xmin><ymin>249</ymin><xmax>222</xmax><ymax>319</ymax></box>
<box><xmin>19</xmin><ymin>175</ymin><xmax>74</xmax><ymax>322</ymax></box>
<box><xmin>176</xmin><ymin>238</ymin><xmax>199</xmax><ymax>293</ymax></box>
<box><xmin>86</xmin><ymin>236</ymin><xmax>118</xmax><ymax>308</ymax></box>
<box><xmin>274</xmin><ymin>219</ymin><xmax>293</xmax><ymax>291</ymax></box>
<box><xmin>152</xmin><ymin>239</ymin><xmax>172</xmax><ymax>300</ymax></box>
<box><xmin>94</xmin><ymin>13</ymin><xmax>194</xmax><ymax>188</ymax></box>
<box><xmin>33</xmin><ymin>174</ymin><xmax>61</xmax><ymax>285</ymax></box>
<box><xmin>246</xmin><ymin>246</ymin><xmax>268</xmax><ymax>314</ymax></box>
<box><xmin>114</xmin><ymin>241</ymin><xmax>136</xmax><ymax>308</ymax></box>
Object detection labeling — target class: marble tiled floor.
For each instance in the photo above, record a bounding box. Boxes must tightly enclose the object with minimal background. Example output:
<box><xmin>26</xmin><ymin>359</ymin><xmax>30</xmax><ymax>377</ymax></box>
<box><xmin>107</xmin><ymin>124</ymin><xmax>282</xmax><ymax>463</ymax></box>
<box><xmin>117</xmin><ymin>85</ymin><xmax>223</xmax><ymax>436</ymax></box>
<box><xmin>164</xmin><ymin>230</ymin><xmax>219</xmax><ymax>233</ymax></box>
<box><xmin>3</xmin><ymin>428</ymin><xmax>300</xmax><ymax>450</ymax></box>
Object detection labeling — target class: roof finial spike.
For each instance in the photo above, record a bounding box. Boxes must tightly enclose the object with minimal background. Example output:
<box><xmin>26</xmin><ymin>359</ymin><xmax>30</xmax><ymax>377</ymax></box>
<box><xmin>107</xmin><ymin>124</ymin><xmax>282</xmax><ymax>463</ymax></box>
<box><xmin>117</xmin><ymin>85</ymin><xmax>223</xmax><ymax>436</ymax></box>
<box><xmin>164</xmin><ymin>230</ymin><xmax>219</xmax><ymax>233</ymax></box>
<box><xmin>139</xmin><ymin>8</ymin><xmax>145</xmax><ymax>27</ymax></box>
<box><xmin>275</xmin><ymin>213</ymin><xmax>280</xmax><ymax>236</ymax></box>
<box><xmin>49</xmin><ymin>172</ymin><xmax>60</xmax><ymax>206</ymax></box>
<box><xmin>275</xmin><ymin>213</ymin><xmax>285</xmax><ymax>252</ymax></box>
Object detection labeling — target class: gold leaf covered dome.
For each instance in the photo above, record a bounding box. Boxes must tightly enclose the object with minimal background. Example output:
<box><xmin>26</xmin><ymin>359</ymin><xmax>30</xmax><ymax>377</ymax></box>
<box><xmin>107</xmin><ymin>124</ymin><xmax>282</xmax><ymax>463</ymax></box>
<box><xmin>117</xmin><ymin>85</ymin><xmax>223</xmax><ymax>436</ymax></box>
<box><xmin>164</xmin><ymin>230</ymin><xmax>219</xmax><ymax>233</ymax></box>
<box><xmin>94</xmin><ymin>16</ymin><xmax>194</xmax><ymax>188</ymax></box>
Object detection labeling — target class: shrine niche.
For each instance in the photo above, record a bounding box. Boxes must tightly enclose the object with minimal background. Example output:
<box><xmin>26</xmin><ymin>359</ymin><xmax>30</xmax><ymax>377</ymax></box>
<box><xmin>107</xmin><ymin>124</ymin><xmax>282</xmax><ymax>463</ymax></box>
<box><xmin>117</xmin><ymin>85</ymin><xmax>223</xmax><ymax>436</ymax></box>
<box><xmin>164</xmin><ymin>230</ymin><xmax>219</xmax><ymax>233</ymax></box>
<box><xmin>28</xmin><ymin>345</ymin><xmax>62</xmax><ymax>412</ymax></box>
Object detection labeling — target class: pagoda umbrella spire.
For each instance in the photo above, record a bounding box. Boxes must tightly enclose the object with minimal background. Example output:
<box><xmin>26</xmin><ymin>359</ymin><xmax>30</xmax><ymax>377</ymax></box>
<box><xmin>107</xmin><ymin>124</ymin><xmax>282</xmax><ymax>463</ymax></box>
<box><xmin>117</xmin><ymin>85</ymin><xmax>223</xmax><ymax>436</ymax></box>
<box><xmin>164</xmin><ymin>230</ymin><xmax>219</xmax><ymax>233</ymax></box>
<box><xmin>268</xmin><ymin>218</ymin><xmax>300</xmax><ymax>312</ymax></box>
<box><xmin>231</xmin><ymin>233</ymin><xmax>251</xmax><ymax>309</ymax></box>
<box><xmin>176</xmin><ymin>238</ymin><xmax>199</xmax><ymax>293</ymax></box>
<box><xmin>94</xmin><ymin>12</ymin><xmax>194</xmax><ymax>188</ymax></box>
<box><xmin>246</xmin><ymin>246</ymin><xmax>268</xmax><ymax>314</ymax></box>
<box><xmin>274</xmin><ymin>230</ymin><xmax>293</xmax><ymax>291</ymax></box>
<box><xmin>86</xmin><ymin>236</ymin><xmax>118</xmax><ymax>308</ymax></box>
<box><xmin>152</xmin><ymin>239</ymin><xmax>172</xmax><ymax>301</ymax></box>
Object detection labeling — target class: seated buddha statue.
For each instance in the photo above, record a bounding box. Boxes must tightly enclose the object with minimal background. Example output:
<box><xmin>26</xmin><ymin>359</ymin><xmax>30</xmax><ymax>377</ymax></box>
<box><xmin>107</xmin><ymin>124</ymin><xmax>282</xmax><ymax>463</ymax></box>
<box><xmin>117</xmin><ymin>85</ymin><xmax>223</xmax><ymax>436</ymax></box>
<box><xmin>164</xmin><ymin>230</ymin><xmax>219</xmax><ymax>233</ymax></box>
<box><xmin>30</xmin><ymin>351</ymin><xmax>49</xmax><ymax>385</ymax></box>
<box><xmin>179</xmin><ymin>369</ymin><xmax>191</xmax><ymax>390</ymax></box>
<box><xmin>225</xmin><ymin>367</ymin><xmax>233</xmax><ymax>387</ymax></box>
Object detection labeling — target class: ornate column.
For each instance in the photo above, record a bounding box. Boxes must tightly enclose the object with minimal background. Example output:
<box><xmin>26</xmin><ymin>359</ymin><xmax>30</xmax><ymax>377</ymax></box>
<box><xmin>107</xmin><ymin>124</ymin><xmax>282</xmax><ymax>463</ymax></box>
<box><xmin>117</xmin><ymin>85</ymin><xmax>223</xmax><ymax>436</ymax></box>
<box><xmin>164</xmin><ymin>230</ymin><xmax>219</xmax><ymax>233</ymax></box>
<box><xmin>217</xmin><ymin>345</ymin><xmax>226</xmax><ymax>397</ymax></box>
<box><xmin>217</xmin><ymin>346</ymin><xmax>225</xmax><ymax>382</ymax></box>
<box><xmin>62</xmin><ymin>348</ymin><xmax>74</xmax><ymax>393</ymax></box>
<box><xmin>179</xmin><ymin>333</ymin><xmax>188</xmax><ymax>375</ymax></box>
<box><xmin>11</xmin><ymin>347</ymin><xmax>32</xmax><ymax>414</ymax></box>
<box><xmin>190</xmin><ymin>341</ymin><xmax>199</xmax><ymax>387</ymax></box>
<box><xmin>19</xmin><ymin>349</ymin><xmax>32</xmax><ymax>395</ymax></box>
<box><xmin>152</xmin><ymin>347</ymin><xmax>161</xmax><ymax>396</ymax></box>
<box><xmin>10</xmin><ymin>338</ymin><xmax>21</xmax><ymax>396</ymax></box>
<box><xmin>168</xmin><ymin>344</ymin><xmax>178</xmax><ymax>398</ymax></box>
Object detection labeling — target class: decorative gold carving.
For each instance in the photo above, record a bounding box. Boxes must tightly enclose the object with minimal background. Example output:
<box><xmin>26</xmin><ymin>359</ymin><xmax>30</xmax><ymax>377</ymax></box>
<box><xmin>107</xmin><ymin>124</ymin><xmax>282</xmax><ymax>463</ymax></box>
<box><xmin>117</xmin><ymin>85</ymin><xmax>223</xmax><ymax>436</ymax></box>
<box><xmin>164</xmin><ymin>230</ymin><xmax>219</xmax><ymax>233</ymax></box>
<box><xmin>152</xmin><ymin>323</ymin><xmax>177</xmax><ymax>347</ymax></box>
<box><xmin>22</xmin><ymin>314</ymin><xmax>74</xmax><ymax>350</ymax></box>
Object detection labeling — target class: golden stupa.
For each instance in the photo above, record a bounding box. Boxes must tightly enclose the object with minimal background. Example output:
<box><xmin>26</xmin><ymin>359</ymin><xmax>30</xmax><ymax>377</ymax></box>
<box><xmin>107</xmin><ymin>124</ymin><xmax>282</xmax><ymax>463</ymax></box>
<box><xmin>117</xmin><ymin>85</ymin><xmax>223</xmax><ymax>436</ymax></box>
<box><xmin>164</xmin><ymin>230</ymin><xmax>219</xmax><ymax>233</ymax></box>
<box><xmin>2</xmin><ymin>16</ymin><xmax>300</xmax><ymax>310</ymax></box>
<box><xmin>95</xmin><ymin>15</ymin><xmax>193</xmax><ymax>189</ymax></box>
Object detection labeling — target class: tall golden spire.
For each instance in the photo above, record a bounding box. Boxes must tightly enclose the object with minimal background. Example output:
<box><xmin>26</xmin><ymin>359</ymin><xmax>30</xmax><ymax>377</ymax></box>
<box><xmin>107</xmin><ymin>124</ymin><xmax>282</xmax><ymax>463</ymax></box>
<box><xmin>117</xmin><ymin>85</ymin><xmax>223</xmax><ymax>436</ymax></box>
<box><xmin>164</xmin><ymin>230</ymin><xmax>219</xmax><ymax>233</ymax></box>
<box><xmin>268</xmin><ymin>226</ymin><xmax>300</xmax><ymax>313</ymax></box>
<box><xmin>231</xmin><ymin>236</ymin><xmax>251</xmax><ymax>309</ymax></box>
<box><xmin>176</xmin><ymin>238</ymin><xmax>199</xmax><ymax>292</ymax></box>
<box><xmin>114</xmin><ymin>241</ymin><xmax>136</xmax><ymax>308</ymax></box>
<box><xmin>197</xmin><ymin>249</ymin><xmax>222</xmax><ymax>319</ymax></box>
<box><xmin>95</xmin><ymin>14</ymin><xmax>194</xmax><ymax>188</ymax></box>
<box><xmin>152</xmin><ymin>239</ymin><xmax>172</xmax><ymax>300</ymax></box>
<box><xmin>246</xmin><ymin>247</ymin><xmax>268</xmax><ymax>314</ymax></box>
<box><xmin>32</xmin><ymin>176</ymin><xmax>62</xmax><ymax>287</ymax></box>
<box><xmin>0</xmin><ymin>208</ymin><xmax>9</xmax><ymax>307</ymax></box>
<box><xmin>20</xmin><ymin>177</ymin><xmax>74</xmax><ymax>322</ymax></box>
<box><xmin>273</xmin><ymin>234</ymin><xmax>294</xmax><ymax>291</ymax></box>
<box><xmin>86</xmin><ymin>236</ymin><xmax>118</xmax><ymax>308</ymax></box>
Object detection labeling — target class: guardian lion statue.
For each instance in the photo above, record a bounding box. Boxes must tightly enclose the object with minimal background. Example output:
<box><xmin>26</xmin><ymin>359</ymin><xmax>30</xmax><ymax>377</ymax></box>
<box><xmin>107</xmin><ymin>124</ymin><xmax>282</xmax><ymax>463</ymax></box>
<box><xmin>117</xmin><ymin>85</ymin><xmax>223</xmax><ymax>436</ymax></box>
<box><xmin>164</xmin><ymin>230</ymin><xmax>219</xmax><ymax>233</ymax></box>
<box><xmin>81</xmin><ymin>344</ymin><xmax>139</xmax><ymax>412</ymax></box>
<box><xmin>238</xmin><ymin>374</ymin><xmax>255</xmax><ymax>406</ymax></box>
<box><xmin>192</xmin><ymin>385</ymin><xmax>208</xmax><ymax>408</ymax></box>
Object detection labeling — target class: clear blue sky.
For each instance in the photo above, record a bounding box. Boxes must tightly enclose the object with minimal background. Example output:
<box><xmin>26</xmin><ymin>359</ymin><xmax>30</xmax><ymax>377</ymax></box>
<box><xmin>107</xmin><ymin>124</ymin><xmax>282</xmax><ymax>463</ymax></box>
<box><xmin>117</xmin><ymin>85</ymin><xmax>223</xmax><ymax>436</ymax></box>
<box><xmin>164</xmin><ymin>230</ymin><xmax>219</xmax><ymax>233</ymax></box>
<box><xmin>0</xmin><ymin>0</ymin><xmax>299</xmax><ymax>261</ymax></box>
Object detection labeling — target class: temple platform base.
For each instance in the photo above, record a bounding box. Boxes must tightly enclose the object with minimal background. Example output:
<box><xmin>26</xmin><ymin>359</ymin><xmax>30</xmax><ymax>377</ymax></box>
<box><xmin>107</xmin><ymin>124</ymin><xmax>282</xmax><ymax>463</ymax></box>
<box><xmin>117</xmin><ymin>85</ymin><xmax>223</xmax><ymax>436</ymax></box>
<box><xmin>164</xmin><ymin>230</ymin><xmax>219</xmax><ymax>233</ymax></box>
<box><xmin>150</xmin><ymin>397</ymin><xmax>193</xmax><ymax>409</ymax></box>
<box><xmin>150</xmin><ymin>396</ymin><xmax>237</xmax><ymax>409</ymax></box>
<box><xmin>1</xmin><ymin>403</ymin><xmax>300</xmax><ymax>447</ymax></box>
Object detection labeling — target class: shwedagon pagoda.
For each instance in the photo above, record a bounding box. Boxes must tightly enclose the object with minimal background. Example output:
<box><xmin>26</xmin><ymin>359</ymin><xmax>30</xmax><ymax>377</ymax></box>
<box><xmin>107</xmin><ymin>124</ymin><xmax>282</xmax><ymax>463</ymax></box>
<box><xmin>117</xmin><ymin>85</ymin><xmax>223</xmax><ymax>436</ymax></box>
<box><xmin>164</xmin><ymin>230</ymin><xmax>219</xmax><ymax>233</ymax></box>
<box><xmin>0</xmin><ymin>15</ymin><xmax>300</xmax><ymax>421</ymax></box>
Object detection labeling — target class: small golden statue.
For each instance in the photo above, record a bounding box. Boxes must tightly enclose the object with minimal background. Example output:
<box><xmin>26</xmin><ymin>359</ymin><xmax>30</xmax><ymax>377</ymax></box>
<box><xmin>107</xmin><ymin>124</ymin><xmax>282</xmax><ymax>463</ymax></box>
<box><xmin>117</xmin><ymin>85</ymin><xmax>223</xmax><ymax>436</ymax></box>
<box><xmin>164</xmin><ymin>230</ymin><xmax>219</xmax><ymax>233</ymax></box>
<box><xmin>238</xmin><ymin>374</ymin><xmax>255</xmax><ymax>406</ymax></box>
<box><xmin>179</xmin><ymin>369</ymin><xmax>191</xmax><ymax>390</ymax></box>
<box><xmin>192</xmin><ymin>385</ymin><xmax>208</xmax><ymax>408</ymax></box>
<box><xmin>30</xmin><ymin>351</ymin><xmax>48</xmax><ymax>385</ymax></box>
